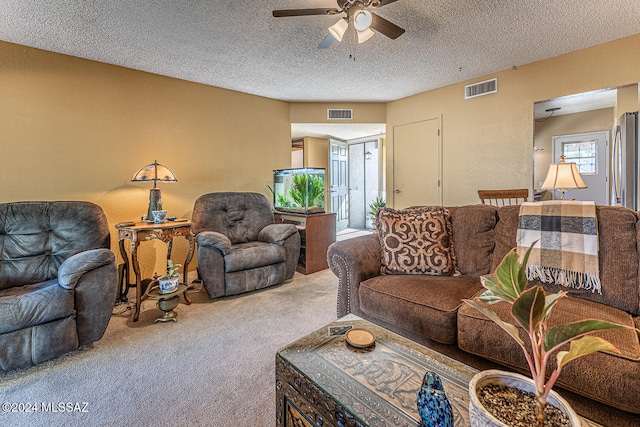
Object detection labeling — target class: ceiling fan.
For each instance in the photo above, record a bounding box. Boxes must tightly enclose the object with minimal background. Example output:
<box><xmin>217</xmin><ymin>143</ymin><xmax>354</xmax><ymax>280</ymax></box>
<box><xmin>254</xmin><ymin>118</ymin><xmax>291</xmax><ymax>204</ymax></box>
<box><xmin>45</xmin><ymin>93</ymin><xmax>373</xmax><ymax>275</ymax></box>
<box><xmin>273</xmin><ymin>0</ymin><xmax>405</xmax><ymax>48</ymax></box>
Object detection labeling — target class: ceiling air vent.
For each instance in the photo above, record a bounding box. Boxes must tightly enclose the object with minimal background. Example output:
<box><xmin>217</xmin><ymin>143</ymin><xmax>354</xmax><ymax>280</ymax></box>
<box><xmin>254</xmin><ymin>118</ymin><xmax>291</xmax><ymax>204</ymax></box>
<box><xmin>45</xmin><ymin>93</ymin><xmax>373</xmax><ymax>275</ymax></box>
<box><xmin>464</xmin><ymin>78</ymin><xmax>498</xmax><ymax>99</ymax></box>
<box><xmin>327</xmin><ymin>109</ymin><xmax>353</xmax><ymax>120</ymax></box>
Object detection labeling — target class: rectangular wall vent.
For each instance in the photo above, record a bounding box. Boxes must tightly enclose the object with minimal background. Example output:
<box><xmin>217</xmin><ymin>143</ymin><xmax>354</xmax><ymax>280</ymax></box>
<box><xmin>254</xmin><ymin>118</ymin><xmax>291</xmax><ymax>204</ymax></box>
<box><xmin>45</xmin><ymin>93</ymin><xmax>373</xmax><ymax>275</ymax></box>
<box><xmin>465</xmin><ymin>78</ymin><xmax>498</xmax><ymax>99</ymax></box>
<box><xmin>327</xmin><ymin>109</ymin><xmax>353</xmax><ymax>120</ymax></box>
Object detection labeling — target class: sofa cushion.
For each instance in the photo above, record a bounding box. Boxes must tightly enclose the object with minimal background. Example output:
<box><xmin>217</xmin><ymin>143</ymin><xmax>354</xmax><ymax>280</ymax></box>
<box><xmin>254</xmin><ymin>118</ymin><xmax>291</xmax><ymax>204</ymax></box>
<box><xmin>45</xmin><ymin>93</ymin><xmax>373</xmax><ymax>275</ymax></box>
<box><xmin>376</xmin><ymin>207</ymin><xmax>457</xmax><ymax>276</ymax></box>
<box><xmin>224</xmin><ymin>241</ymin><xmax>285</xmax><ymax>273</ymax></box>
<box><xmin>493</xmin><ymin>205</ymin><xmax>640</xmax><ymax>315</ymax></box>
<box><xmin>0</xmin><ymin>279</ymin><xmax>75</xmax><ymax>334</ymax></box>
<box><xmin>459</xmin><ymin>293</ymin><xmax>640</xmax><ymax>361</ymax></box>
<box><xmin>359</xmin><ymin>274</ymin><xmax>484</xmax><ymax>344</ymax></box>
<box><xmin>448</xmin><ymin>205</ymin><xmax>497</xmax><ymax>277</ymax></box>
<box><xmin>458</xmin><ymin>294</ymin><xmax>640</xmax><ymax>413</ymax></box>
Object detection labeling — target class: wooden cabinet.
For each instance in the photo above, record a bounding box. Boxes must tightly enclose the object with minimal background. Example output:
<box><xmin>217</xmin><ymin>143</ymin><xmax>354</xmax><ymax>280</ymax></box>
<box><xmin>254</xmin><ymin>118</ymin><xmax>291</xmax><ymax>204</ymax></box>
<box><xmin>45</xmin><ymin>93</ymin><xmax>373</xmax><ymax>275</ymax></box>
<box><xmin>274</xmin><ymin>212</ymin><xmax>336</xmax><ymax>274</ymax></box>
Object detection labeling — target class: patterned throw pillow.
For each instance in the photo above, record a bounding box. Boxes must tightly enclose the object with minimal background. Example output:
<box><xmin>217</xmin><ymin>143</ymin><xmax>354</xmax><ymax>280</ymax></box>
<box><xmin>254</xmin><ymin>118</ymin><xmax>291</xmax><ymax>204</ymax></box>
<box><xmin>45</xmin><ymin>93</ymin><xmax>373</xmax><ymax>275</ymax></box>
<box><xmin>376</xmin><ymin>207</ymin><xmax>458</xmax><ymax>275</ymax></box>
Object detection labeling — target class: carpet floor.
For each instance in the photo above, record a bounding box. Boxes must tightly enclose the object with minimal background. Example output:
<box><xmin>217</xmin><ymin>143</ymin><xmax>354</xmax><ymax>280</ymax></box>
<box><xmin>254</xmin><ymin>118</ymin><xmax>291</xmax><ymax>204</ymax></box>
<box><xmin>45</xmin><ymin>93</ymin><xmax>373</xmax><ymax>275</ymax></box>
<box><xmin>0</xmin><ymin>270</ymin><xmax>338</xmax><ymax>427</ymax></box>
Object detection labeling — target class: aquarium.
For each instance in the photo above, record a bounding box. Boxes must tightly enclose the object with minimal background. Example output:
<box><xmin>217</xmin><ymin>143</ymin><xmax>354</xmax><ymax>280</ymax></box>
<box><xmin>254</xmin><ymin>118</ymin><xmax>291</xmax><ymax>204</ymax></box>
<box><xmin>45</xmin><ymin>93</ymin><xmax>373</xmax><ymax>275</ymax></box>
<box><xmin>273</xmin><ymin>168</ymin><xmax>326</xmax><ymax>214</ymax></box>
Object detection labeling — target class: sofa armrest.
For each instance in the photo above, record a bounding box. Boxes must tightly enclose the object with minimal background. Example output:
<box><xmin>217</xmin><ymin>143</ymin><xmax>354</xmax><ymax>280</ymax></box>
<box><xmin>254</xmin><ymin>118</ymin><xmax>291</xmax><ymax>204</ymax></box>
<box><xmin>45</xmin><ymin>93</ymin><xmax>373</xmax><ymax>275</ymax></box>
<box><xmin>58</xmin><ymin>249</ymin><xmax>116</xmax><ymax>290</ymax></box>
<box><xmin>196</xmin><ymin>232</ymin><xmax>228</xmax><ymax>298</ymax></box>
<box><xmin>196</xmin><ymin>231</ymin><xmax>232</xmax><ymax>255</ymax></box>
<box><xmin>58</xmin><ymin>249</ymin><xmax>118</xmax><ymax>346</ymax></box>
<box><xmin>327</xmin><ymin>233</ymin><xmax>382</xmax><ymax>317</ymax></box>
<box><xmin>258</xmin><ymin>223</ymin><xmax>298</xmax><ymax>244</ymax></box>
<box><xmin>259</xmin><ymin>224</ymin><xmax>300</xmax><ymax>280</ymax></box>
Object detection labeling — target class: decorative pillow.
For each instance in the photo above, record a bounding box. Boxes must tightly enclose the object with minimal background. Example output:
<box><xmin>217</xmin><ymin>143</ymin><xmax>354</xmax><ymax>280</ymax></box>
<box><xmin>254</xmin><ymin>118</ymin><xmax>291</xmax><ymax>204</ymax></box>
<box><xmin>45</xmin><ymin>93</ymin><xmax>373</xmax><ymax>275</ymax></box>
<box><xmin>376</xmin><ymin>206</ymin><xmax>458</xmax><ymax>276</ymax></box>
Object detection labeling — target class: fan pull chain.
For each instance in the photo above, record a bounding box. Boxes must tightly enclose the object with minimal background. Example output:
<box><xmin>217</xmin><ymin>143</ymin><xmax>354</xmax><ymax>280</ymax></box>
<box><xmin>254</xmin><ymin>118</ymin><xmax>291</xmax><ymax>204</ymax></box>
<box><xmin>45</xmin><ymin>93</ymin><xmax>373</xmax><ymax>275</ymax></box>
<box><xmin>348</xmin><ymin>22</ymin><xmax>357</xmax><ymax>61</ymax></box>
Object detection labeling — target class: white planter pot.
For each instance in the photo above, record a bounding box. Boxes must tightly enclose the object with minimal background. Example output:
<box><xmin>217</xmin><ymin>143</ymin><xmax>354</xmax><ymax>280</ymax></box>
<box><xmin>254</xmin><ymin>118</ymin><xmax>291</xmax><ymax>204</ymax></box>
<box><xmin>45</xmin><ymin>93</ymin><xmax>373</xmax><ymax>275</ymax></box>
<box><xmin>469</xmin><ymin>370</ymin><xmax>581</xmax><ymax>427</ymax></box>
<box><xmin>158</xmin><ymin>276</ymin><xmax>180</xmax><ymax>294</ymax></box>
<box><xmin>151</xmin><ymin>210</ymin><xmax>168</xmax><ymax>223</ymax></box>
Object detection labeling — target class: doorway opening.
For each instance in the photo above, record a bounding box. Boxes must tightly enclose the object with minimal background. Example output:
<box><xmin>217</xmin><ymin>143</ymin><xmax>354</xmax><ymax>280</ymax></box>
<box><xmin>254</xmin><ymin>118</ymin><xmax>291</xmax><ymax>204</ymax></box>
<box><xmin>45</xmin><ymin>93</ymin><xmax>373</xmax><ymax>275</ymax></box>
<box><xmin>290</xmin><ymin>123</ymin><xmax>385</xmax><ymax>235</ymax></box>
<box><xmin>348</xmin><ymin>139</ymin><xmax>382</xmax><ymax>231</ymax></box>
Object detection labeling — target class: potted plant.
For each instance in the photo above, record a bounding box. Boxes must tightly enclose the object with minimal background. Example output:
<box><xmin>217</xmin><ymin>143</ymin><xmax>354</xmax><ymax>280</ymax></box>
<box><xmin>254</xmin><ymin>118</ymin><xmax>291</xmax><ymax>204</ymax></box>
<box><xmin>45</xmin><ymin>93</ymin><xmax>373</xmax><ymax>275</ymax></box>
<box><xmin>158</xmin><ymin>259</ymin><xmax>181</xmax><ymax>294</ymax></box>
<box><xmin>464</xmin><ymin>244</ymin><xmax>625</xmax><ymax>427</ymax></box>
<box><xmin>367</xmin><ymin>196</ymin><xmax>385</xmax><ymax>231</ymax></box>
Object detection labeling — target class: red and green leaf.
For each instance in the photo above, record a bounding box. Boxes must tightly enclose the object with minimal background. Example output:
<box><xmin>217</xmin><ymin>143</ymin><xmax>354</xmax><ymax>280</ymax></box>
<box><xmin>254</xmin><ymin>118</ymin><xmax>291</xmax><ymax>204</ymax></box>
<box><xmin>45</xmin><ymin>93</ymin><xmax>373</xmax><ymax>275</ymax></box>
<box><xmin>544</xmin><ymin>319</ymin><xmax>623</xmax><ymax>352</ymax></box>
<box><xmin>512</xmin><ymin>286</ymin><xmax>545</xmax><ymax>332</ymax></box>
<box><xmin>464</xmin><ymin>300</ymin><xmax>524</xmax><ymax>346</ymax></box>
<box><xmin>542</xmin><ymin>291</ymin><xmax>566</xmax><ymax>322</ymax></box>
<box><xmin>557</xmin><ymin>336</ymin><xmax>619</xmax><ymax>368</ymax></box>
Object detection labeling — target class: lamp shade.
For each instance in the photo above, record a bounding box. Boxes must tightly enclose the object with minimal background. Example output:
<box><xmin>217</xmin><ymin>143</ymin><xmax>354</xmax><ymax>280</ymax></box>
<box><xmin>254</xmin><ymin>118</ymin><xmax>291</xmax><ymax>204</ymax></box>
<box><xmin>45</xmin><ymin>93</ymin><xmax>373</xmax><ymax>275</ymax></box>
<box><xmin>328</xmin><ymin>18</ymin><xmax>349</xmax><ymax>42</ymax></box>
<box><xmin>541</xmin><ymin>156</ymin><xmax>587</xmax><ymax>199</ymax></box>
<box><xmin>132</xmin><ymin>160</ymin><xmax>177</xmax><ymax>220</ymax></box>
<box><xmin>131</xmin><ymin>160</ymin><xmax>178</xmax><ymax>188</ymax></box>
<box><xmin>357</xmin><ymin>27</ymin><xmax>375</xmax><ymax>43</ymax></box>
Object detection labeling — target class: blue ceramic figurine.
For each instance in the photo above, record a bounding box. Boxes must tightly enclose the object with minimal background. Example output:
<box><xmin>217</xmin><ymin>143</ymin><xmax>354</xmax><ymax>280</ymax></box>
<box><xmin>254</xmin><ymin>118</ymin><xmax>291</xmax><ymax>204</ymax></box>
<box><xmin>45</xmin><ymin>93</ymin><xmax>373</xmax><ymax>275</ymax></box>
<box><xmin>417</xmin><ymin>371</ymin><xmax>454</xmax><ymax>427</ymax></box>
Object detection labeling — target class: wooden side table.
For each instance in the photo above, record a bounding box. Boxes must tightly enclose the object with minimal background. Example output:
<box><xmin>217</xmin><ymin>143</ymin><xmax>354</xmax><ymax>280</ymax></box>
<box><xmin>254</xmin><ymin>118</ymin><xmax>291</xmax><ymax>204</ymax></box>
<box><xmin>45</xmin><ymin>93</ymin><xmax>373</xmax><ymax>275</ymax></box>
<box><xmin>115</xmin><ymin>221</ymin><xmax>195</xmax><ymax>322</ymax></box>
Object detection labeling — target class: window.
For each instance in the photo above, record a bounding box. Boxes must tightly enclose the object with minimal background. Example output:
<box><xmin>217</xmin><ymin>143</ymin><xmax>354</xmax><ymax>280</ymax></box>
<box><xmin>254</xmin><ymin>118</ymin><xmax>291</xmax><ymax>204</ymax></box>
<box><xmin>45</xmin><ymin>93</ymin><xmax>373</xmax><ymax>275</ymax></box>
<box><xmin>562</xmin><ymin>141</ymin><xmax>597</xmax><ymax>175</ymax></box>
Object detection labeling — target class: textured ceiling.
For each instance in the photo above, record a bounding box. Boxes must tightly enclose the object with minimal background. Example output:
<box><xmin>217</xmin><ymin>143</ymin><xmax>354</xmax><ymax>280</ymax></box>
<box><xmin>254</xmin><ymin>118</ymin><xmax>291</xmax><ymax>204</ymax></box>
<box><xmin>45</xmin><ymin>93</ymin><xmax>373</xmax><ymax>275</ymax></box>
<box><xmin>1</xmin><ymin>1</ymin><xmax>640</xmax><ymax>104</ymax></box>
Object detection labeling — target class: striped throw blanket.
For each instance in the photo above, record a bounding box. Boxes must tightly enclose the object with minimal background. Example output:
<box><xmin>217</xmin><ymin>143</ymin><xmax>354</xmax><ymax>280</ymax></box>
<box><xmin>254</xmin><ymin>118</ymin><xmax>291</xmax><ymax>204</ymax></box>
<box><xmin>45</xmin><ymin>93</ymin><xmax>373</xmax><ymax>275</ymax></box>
<box><xmin>516</xmin><ymin>201</ymin><xmax>601</xmax><ymax>294</ymax></box>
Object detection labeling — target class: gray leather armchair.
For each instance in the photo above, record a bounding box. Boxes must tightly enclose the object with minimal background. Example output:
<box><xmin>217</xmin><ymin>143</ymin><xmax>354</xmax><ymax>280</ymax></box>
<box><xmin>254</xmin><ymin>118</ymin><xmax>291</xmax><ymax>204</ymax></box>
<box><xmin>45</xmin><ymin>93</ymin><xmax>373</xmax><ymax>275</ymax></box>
<box><xmin>0</xmin><ymin>201</ymin><xmax>117</xmax><ymax>371</ymax></box>
<box><xmin>192</xmin><ymin>192</ymin><xmax>300</xmax><ymax>298</ymax></box>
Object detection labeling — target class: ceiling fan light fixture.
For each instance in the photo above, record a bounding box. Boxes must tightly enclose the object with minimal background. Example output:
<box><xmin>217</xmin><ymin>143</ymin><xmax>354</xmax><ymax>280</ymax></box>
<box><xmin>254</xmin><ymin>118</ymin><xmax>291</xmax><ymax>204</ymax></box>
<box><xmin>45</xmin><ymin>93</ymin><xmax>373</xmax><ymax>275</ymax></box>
<box><xmin>328</xmin><ymin>18</ymin><xmax>349</xmax><ymax>42</ymax></box>
<box><xmin>353</xmin><ymin>9</ymin><xmax>373</xmax><ymax>31</ymax></box>
<box><xmin>357</xmin><ymin>27</ymin><xmax>375</xmax><ymax>43</ymax></box>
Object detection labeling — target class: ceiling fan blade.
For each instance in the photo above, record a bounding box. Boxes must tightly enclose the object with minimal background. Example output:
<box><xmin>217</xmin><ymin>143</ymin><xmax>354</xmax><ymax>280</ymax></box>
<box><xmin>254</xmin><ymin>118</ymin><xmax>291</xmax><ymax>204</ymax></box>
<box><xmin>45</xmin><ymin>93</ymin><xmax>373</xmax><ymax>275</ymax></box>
<box><xmin>370</xmin><ymin>12</ymin><xmax>405</xmax><ymax>39</ymax></box>
<box><xmin>273</xmin><ymin>8</ymin><xmax>340</xmax><ymax>17</ymax></box>
<box><xmin>318</xmin><ymin>34</ymin><xmax>336</xmax><ymax>49</ymax></box>
<box><xmin>375</xmin><ymin>0</ymin><xmax>400</xmax><ymax>6</ymax></box>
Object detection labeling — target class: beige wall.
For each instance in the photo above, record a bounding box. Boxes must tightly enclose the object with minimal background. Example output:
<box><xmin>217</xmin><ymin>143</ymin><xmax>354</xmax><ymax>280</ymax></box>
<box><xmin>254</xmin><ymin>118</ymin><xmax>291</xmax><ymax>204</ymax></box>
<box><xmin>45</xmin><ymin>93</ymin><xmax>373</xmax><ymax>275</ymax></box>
<box><xmin>0</xmin><ymin>41</ymin><xmax>292</xmax><ymax>275</ymax></box>
<box><xmin>303</xmin><ymin>137</ymin><xmax>330</xmax><ymax>206</ymax></box>
<box><xmin>387</xmin><ymin>34</ymin><xmax>640</xmax><ymax>206</ymax></box>
<box><xmin>303</xmin><ymin>137</ymin><xmax>329</xmax><ymax>169</ymax></box>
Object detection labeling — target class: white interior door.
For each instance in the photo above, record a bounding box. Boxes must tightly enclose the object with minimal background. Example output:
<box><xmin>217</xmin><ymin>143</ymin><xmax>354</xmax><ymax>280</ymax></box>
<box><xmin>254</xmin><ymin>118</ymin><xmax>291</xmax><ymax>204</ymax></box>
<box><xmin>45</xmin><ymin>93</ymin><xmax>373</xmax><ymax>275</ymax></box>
<box><xmin>329</xmin><ymin>139</ymin><xmax>348</xmax><ymax>231</ymax></box>
<box><xmin>552</xmin><ymin>131</ymin><xmax>608</xmax><ymax>204</ymax></box>
<box><xmin>392</xmin><ymin>119</ymin><xmax>441</xmax><ymax>208</ymax></box>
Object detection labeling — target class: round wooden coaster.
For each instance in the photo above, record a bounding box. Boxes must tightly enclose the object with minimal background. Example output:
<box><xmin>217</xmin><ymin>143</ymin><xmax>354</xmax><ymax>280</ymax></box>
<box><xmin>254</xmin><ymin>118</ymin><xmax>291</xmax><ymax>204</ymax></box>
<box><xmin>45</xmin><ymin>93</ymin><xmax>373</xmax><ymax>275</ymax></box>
<box><xmin>345</xmin><ymin>328</ymin><xmax>376</xmax><ymax>348</ymax></box>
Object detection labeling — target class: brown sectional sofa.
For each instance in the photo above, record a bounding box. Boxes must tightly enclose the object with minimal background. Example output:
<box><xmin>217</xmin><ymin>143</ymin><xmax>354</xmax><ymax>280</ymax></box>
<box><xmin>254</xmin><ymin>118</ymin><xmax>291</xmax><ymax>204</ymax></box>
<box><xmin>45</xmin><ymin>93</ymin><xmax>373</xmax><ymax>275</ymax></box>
<box><xmin>327</xmin><ymin>204</ymin><xmax>640</xmax><ymax>426</ymax></box>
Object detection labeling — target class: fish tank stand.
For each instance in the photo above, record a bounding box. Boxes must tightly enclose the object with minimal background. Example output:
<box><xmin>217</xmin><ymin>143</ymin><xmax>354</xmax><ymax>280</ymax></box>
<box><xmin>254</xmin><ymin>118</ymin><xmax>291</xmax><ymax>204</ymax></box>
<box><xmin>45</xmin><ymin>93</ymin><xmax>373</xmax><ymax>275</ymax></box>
<box><xmin>273</xmin><ymin>211</ymin><xmax>336</xmax><ymax>274</ymax></box>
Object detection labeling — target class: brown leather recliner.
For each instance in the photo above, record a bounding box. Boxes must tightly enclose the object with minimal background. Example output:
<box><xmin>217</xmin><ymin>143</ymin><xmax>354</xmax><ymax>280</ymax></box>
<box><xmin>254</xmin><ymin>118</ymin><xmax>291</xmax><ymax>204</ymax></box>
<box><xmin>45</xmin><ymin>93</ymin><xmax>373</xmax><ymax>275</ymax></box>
<box><xmin>192</xmin><ymin>192</ymin><xmax>300</xmax><ymax>298</ymax></box>
<box><xmin>0</xmin><ymin>201</ymin><xmax>117</xmax><ymax>371</ymax></box>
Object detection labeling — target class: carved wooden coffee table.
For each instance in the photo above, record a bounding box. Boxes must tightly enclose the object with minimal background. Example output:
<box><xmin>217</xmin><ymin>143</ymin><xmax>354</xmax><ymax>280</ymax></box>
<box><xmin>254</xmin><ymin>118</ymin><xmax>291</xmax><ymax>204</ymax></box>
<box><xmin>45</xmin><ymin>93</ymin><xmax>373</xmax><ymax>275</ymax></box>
<box><xmin>276</xmin><ymin>315</ymin><xmax>602</xmax><ymax>427</ymax></box>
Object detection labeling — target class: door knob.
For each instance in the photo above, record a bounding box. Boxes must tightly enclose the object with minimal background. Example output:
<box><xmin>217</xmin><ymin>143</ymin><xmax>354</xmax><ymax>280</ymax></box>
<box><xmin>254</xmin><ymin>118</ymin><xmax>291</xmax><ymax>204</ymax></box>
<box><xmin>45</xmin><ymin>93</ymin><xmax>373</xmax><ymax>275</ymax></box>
<box><xmin>394</xmin><ymin>189</ymin><xmax>402</xmax><ymax>193</ymax></box>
